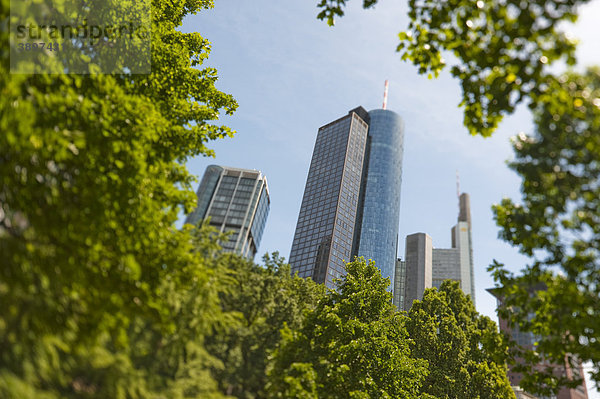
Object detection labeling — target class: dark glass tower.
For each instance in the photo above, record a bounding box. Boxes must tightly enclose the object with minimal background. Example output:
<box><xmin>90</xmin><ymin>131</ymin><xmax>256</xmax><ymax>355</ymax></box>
<box><xmin>356</xmin><ymin>109</ymin><xmax>404</xmax><ymax>285</ymax></box>
<box><xmin>288</xmin><ymin>107</ymin><xmax>370</xmax><ymax>287</ymax></box>
<box><xmin>186</xmin><ymin>165</ymin><xmax>270</xmax><ymax>259</ymax></box>
<box><xmin>289</xmin><ymin>106</ymin><xmax>404</xmax><ymax>288</ymax></box>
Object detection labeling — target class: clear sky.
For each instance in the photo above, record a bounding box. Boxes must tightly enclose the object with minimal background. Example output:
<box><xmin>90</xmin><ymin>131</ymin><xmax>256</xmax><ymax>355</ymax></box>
<box><xmin>183</xmin><ymin>1</ymin><xmax>600</xmax><ymax>395</ymax></box>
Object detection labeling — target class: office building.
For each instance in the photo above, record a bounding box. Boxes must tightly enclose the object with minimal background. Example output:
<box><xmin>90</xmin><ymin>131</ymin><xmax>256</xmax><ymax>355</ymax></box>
<box><xmin>186</xmin><ymin>165</ymin><xmax>270</xmax><ymax>259</ymax></box>
<box><xmin>356</xmin><ymin>109</ymin><xmax>404</xmax><ymax>285</ymax></box>
<box><xmin>488</xmin><ymin>288</ymin><xmax>588</xmax><ymax>399</ymax></box>
<box><xmin>392</xmin><ymin>258</ymin><xmax>406</xmax><ymax>310</ymax></box>
<box><xmin>402</xmin><ymin>233</ymin><xmax>432</xmax><ymax>310</ymax></box>
<box><xmin>288</xmin><ymin>107</ymin><xmax>370</xmax><ymax>287</ymax></box>
<box><xmin>398</xmin><ymin>192</ymin><xmax>475</xmax><ymax>310</ymax></box>
<box><xmin>288</xmin><ymin>103</ymin><xmax>405</xmax><ymax>288</ymax></box>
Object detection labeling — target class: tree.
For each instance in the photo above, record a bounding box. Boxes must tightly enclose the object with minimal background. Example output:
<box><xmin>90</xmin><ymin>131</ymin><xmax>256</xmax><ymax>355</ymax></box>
<box><xmin>0</xmin><ymin>0</ymin><xmax>237</xmax><ymax>396</ymax></box>
<box><xmin>266</xmin><ymin>258</ymin><xmax>432</xmax><ymax>399</ymax></box>
<box><xmin>317</xmin><ymin>0</ymin><xmax>587</xmax><ymax>137</ymax></box>
<box><xmin>406</xmin><ymin>281</ymin><xmax>514</xmax><ymax>399</ymax></box>
<box><xmin>204</xmin><ymin>253</ymin><xmax>325</xmax><ymax>398</ymax></box>
<box><xmin>489</xmin><ymin>67</ymin><xmax>600</xmax><ymax>395</ymax></box>
<box><xmin>316</xmin><ymin>0</ymin><xmax>600</xmax><ymax>392</ymax></box>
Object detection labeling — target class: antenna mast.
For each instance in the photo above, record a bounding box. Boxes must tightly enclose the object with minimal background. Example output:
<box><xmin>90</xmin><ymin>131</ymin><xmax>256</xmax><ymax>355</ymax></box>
<box><xmin>456</xmin><ymin>170</ymin><xmax>461</xmax><ymax>202</ymax></box>
<box><xmin>382</xmin><ymin>80</ymin><xmax>389</xmax><ymax>110</ymax></box>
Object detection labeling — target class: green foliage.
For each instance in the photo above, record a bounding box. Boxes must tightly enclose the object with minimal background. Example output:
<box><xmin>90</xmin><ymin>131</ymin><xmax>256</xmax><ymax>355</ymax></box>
<box><xmin>396</xmin><ymin>0</ymin><xmax>583</xmax><ymax>137</ymax></box>
<box><xmin>316</xmin><ymin>0</ymin><xmax>377</xmax><ymax>27</ymax></box>
<box><xmin>204</xmin><ymin>253</ymin><xmax>325</xmax><ymax>398</ymax></box>
<box><xmin>0</xmin><ymin>0</ymin><xmax>237</xmax><ymax>395</ymax></box>
<box><xmin>266</xmin><ymin>258</ymin><xmax>432</xmax><ymax>398</ymax></box>
<box><xmin>489</xmin><ymin>68</ymin><xmax>600</xmax><ymax>394</ymax></box>
<box><xmin>406</xmin><ymin>281</ymin><xmax>514</xmax><ymax>399</ymax></box>
<box><xmin>316</xmin><ymin>0</ymin><xmax>587</xmax><ymax>137</ymax></box>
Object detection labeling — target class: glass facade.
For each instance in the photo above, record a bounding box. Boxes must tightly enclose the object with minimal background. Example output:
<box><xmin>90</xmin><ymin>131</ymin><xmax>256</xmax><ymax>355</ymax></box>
<box><xmin>289</xmin><ymin>108</ymin><xmax>369</xmax><ymax>288</ymax></box>
<box><xmin>431</xmin><ymin>248</ymin><xmax>461</xmax><ymax>289</ymax></box>
<box><xmin>186</xmin><ymin>165</ymin><xmax>270</xmax><ymax>259</ymax></box>
<box><xmin>392</xmin><ymin>258</ymin><xmax>406</xmax><ymax>311</ymax></box>
<box><xmin>357</xmin><ymin>109</ymin><xmax>404</xmax><ymax>286</ymax></box>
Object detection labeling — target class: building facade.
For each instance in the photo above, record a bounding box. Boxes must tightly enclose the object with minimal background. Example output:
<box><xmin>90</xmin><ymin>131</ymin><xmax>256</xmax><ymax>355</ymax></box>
<box><xmin>356</xmin><ymin>109</ymin><xmax>404</xmax><ymax>284</ymax></box>
<box><xmin>450</xmin><ymin>193</ymin><xmax>475</xmax><ymax>300</ymax></box>
<box><xmin>398</xmin><ymin>192</ymin><xmax>475</xmax><ymax>310</ymax></box>
<box><xmin>288</xmin><ymin>107</ymin><xmax>370</xmax><ymax>287</ymax></box>
<box><xmin>186</xmin><ymin>165</ymin><xmax>270</xmax><ymax>259</ymax></box>
<box><xmin>402</xmin><ymin>233</ymin><xmax>432</xmax><ymax>310</ymax></box>
<box><xmin>289</xmin><ymin>106</ymin><xmax>404</xmax><ymax>288</ymax></box>
<box><xmin>392</xmin><ymin>258</ymin><xmax>407</xmax><ymax>310</ymax></box>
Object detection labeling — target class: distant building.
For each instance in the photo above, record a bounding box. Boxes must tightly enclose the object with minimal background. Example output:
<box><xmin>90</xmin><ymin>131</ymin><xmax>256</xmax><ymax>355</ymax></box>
<box><xmin>289</xmin><ymin>105</ymin><xmax>404</xmax><ymax>288</ymax></box>
<box><xmin>186</xmin><ymin>165</ymin><xmax>270</xmax><ymax>259</ymax></box>
<box><xmin>488</xmin><ymin>288</ymin><xmax>589</xmax><ymax>399</ymax></box>
<box><xmin>392</xmin><ymin>258</ymin><xmax>406</xmax><ymax>310</ymax></box>
<box><xmin>397</xmin><ymin>193</ymin><xmax>475</xmax><ymax>311</ymax></box>
<box><xmin>402</xmin><ymin>233</ymin><xmax>432</xmax><ymax>310</ymax></box>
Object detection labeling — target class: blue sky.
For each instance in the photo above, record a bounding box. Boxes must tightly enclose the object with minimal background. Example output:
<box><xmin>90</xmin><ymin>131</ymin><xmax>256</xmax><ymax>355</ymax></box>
<box><xmin>183</xmin><ymin>1</ymin><xmax>600</xmax><ymax>395</ymax></box>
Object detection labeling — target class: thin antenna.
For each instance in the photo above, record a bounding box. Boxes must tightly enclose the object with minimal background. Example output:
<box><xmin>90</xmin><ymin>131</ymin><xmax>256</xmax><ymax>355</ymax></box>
<box><xmin>456</xmin><ymin>170</ymin><xmax>460</xmax><ymax>200</ymax></box>
<box><xmin>382</xmin><ymin>80</ymin><xmax>389</xmax><ymax>110</ymax></box>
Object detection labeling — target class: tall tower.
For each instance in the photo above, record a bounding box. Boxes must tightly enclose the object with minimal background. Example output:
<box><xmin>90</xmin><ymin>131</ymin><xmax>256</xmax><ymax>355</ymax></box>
<box><xmin>356</xmin><ymin>109</ymin><xmax>404</xmax><ymax>285</ymax></box>
<box><xmin>393</xmin><ymin>258</ymin><xmax>407</xmax><ymax>310</ymax></box>
<box><xmin>403</xmin><ymin>233</ymin><xmax>433</xmax><ymax>310</ymax></box>
<box><xmin>450</xmin><ymin>193</ymin><xmax>475</xmax><ymax>300</ymax></box>
<box><xmin>288</xmin><ymin>107</ymin><xmax>370</xmax><ymax>287</ymax></box>
<box><xmin>186</xmin><ymin>165</ymin><xmax>270</xmax><ymax>259</ymax></box>
<box><xmin>289</xmin><ymin>96</ymin><xmax>405</xmax><ymax>288</ymax></box>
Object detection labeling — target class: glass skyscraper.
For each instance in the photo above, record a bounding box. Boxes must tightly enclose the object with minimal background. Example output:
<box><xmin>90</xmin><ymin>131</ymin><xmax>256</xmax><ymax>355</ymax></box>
<box><xmin>186</xmin><ymin>165</ymin><xmax>270</xmax><ymax>259</ymax></box>
<box><xmin>289</xmin><ymin>107</ymin><xmax>370</xmax><ymax>287</ymax></box>
<box><xmin>356</xmin><ymin>109</ymin><xmax>404</xmax><ymax>284</ymax></box>
<box><xmin>289</xmin><ymin>106</ymin><xmax>404</xmax><ymax>288</ymax></box>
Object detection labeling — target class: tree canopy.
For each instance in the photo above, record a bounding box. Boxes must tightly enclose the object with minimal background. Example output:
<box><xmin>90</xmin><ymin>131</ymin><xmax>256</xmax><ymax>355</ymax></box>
<box><xmin>489</xmin><ymin>67</ymin><xmax>600</xmax><ymax>395</ymax></box>
<box><xmin>317</xmin><ymin>0</ymin><xmax>588</xmax><ymax>137</ymax></box>
<box><xmin>1</xmin><ymin>0</ymin><xmax>236</xmax><ymax>396</ymax></box>
<box><xmin>205</xmin><ymin>253</ymin><xmax>325</xmax><ymax>398</ymax></box>
<box><xmin>406</xmin><ymin>281</ymin><xmax>513</xmax><ymax>399</ymax></box>
<box><xmin>266</xmin><ymin>258</ymin><xmax>432</xmax><ymax>398</ymax></box>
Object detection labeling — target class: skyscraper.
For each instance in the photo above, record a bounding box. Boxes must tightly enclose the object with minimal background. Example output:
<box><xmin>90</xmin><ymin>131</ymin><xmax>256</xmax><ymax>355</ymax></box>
<box><xmin>397</xmin><ymin>192</ymin><xmax>475</xmax><ymax>310</ymax></box>
<box><xmin>289</xmin><ymin>105</ymin><xmax>404</xmax><ymax>288</ymax></box>
<box><xmin>392</xmin><ymin>258</ymin><xmax>407</xmax><ymax>310</ymax></box>
<box><xmin>356</xmin><ymin>109</ymin><xmax>404</xmax><ymax>284</ymax></box>
<box><xmin>288</xmin><ymin>107</ymin><xmax>370</xmax><ymax>287</ymax></box>
<box><xmin>403</xmin><ymin>233</ymin><xmax>432</xmax><ymax>310</ymax></box>
<box><xmin>186</xmin><ymin>165</ymin><xmax>270</xmax><ymax>259</ymax></box>
<box><xmin>437</xmin><ymin>193</ymin><xmax>474</xmax><ymax>300</ymax></box>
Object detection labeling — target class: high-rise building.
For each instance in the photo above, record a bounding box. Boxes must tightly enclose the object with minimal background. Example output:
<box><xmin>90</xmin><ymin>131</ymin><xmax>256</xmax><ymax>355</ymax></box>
<box><xmin>186</xmin><ymin>165</ymin><xmax>270</xmax><ymax>259</ymax></box>
<box><xmin>288</xmin><ymin>107</ymin><xmax>370</xmax><ymax>287</ymax></box>
<box><xmin>289</xmin><ymin>104</ymin><xmax>404</xmax><ymax>288</ymax></box>
<box><xmin>392</xmin><ymin>258</ymin><xmax>407</xmax><ymax>310</ymax></box>
<box><xmin>356</xmin><ymin>109</ymin><xmax>404</xmax><ymax>285</ymax></box>
<box><xmin>402</xmin><ymin>233</ymin><xmax>432</xmax><ymax>310</ymax></box>
<box><xmin>488</xmin><ymin>288</ymin><xmax>589</xmax><ymax>399</ymax></box>
<box><xmin>397</xmin><ymin>192</ymin><xmax>475</xmax><ymax>310</ymax></box>
<box><xmin>449</xmin><ymin>193</ymin><xmax>475</xmax><ymax>299</ymax></box>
